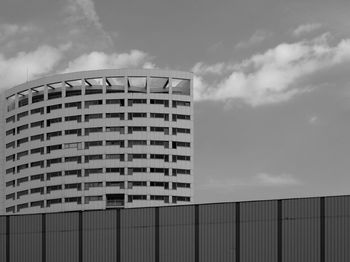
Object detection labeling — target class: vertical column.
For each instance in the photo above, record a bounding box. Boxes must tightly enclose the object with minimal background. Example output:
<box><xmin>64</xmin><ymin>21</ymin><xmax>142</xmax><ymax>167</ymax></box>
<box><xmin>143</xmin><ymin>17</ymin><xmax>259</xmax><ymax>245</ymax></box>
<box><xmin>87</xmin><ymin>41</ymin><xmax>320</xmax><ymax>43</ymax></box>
<box><xmin>61</xmin><ymin>81</ymin><xmax>66</xmax><ymax>98</ymax></box>
<box><xmin>278</xmin><ymin>200</ymin><xmax>282</xmax><ymax>262</ymax></box>
<box><xmin>79</xmin><ymin>211</ymin><xmax>83</xmax><ymax>262</ymax></box>
<box><xmin>28</xmin><ymin>88</ymin><xmax>32</xmax><ymax>106</ymax></box>
<box><xmin>116</xmin><ymin>209</ymin><xmax>121</xmax><ymax>262</ymax></box>
<box><xmin>236</xmin><ymin>202</ymin><xmax>240</xmax><ymax>262</ymax></box>
<box><xmin>195</xmin><ymin>205</ymin><xmax>199</xmax><ymax>262</ymax></box>
<box><xmin>155</xmin><ymin>207</ymin><xmax>159</xmax><ymax>262</ymax></box>
<box><xmin>320</xmin><ymin>197</ymin><xmax>325</xmax><ymax>262</ymax></box>
<box><xmin>6</xmin><ymin>216</ymin><xmax>9</xmax><ymax>262</ymax></box>
<box><xmin>42</xmin><ymin>214</ymin><xmax>46</xmax><ymax>262</ymax></box>
<box><xmin>102</xmin><ymin>76</ymin><xmax>107</xmax><ymax>94</ymax></box>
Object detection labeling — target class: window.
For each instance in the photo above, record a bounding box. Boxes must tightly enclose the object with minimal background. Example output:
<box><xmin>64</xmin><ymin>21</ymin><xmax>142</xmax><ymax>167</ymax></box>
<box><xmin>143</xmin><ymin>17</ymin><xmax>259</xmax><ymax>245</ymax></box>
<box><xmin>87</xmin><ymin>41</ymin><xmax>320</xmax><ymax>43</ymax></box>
<box><xmin>150</xmin><ymin>113</ymin><xmax>169</xmax><ymax>121</ymax></box>
<box><xmin>30</xmin><ymin>120</ymin><xmax>44</xmax><ymax>128</ymax></box>
<box><xmin>65</xmin><ymin>101</ymin><xmax>81</xmax><ymax>109</ymax></box>
<box><xmin>150</xmin><ymin>168</ymin><xmax>169</xmax><ymax>176</ymax></box>
<box><xmin>172</xmin><ymin>127</ymin><xmax>191</xmax><ymax>135</ymax></box>
<box><xmin>65</xmin><ymin>197</ymin><xmax>81</xmax><ymax>204</ymax></box>
<box><xmin>150</xmin><ymin>195</ymin><xmax>169</xmax><ymax>203</ymax></box>
<box><xmin>106</xmin><ymin>154</ymin><xmax>124</xmax><ymax>161</ymax></box>
<box><xmin>6</xmin><ymin>154</ymin><xmax>15</xmax><ymax>162</ymax></box>
<box><xmin>48</xmin><ymin>90</ymin><xmax>62</xmax><ymax>100</ymax></box>
<box><xmin>65</xmin><ymin>129</ymin><xmax>82</xmax><ymax>136</ymax></box>
<box><xmin>17</xmin><ymin>203</ymin><xmax>29</xmax><ymax>212</ymax></box>
<box><xmin>47</xmin><ymin>117</ymin><xmax>62</xmax><ymax>126</ymax></box>
<box><xmin>17</xmin><ymin>137</ymin><xmax>29</xmax><ymax>147</ymax></box>
<box><xmin>31</xmin><ymin>201</ymin><xmax>44</xmax><ymax>208</ymax></box>
<box><xmin>17</xmin><ymin>124</ymin><xmax>28</xmax><ymax>134</ymax></box>
<box><xmin>47</xmin><ymin>185</ymin><xmax>62</xmax><ymax>193</ymax></box>
<box><xmin>85</xmin><ymin>182</ymin><xmax>103</xmax><ymax>190</ymax></box>
<box><xmin>64</xmin><ymin>156</ymin><xmax>81</xmax><ymax>163</ymax></box>
<box><xmin>128</xmin><ymin>154</ymin><xmax>147</xmax><ymax>161</ymax></box>
<box><xmin>31</xmin><ymin>147</ymin><xmax>44</xmax><ymax>155</ymax></box>
<box><xmin>85</xmin><ymin>168</ymin><xmax>103</xmax><ymax>176</ymax></box>
<box><xmin>127</xmin><ymin>167</ymin><xmax>147</xmax><ymax>175</ymax></box>
<box><xmin>31</xmin><ymin>174</ymin><xmax>44</xmax><ymax>181</ymax></box>
<box><xmin>65</xmin><ymin>169</ymin><xmax>82</xmax><ymax>177</ymax></box>
<box><xmin>47</xmin><ymin>171</ymin><xmax>62</xmax><ymax>180</ymax></box>
<box><xmin>106</xmin><ymin>140</ymin><xmax>124</xmax><ymax>147</ymax></box>
<box><xmin>128</xmin><ymin>126</ymin><xmax>147</xmax><ymax>134</ymax></box>
<box><xmin>6</xmin><ymin>167</ymin><xmax>15</xmax><ymax>174</ymax></box>
<box><xmin>127</xmin><ymin>98</ymin><xmax>146</xmax><ymax>106</ymax></box>
<box><xmin>128</xmin><ymin>140</ymin><xmax>147</xmax><ymax>147</ymax></box>
<box><xmin>150</xmin><ymin>154</ymin><xmax>169</xmax><ymax>162</ymax></box>
<box><xmin>85</xmin><ymin>141</ymin><xmax>102</xmax><ymax>149</ymax></box>
<box><xmin>106</xmin><ymin>126</ymin><xmax>124</xmax><ymax>133</ymax></box>
<box><xmin>150</xmin><ymin>126</ymin><xmax>169</xmax><ymax>135</ymax></box>
<box><xmin>106</xmin><ymin>99</ymin><xmax>124</xmax><ymax>106</ymax></box>
<box><xmin>31</xmin><ymin>134</ymin><xmax>44</xmax><ymax>142</ymax></box>
<box><xmin>106</xmin><ymin>112</ymin><xmax>124</xmax><ymax>120</ymax></box>
<box><xmin>150</xmin><ymin>99</ymin><xmax>169</xmax><ymax>107</ymax></box>
<box><xmin>128</xmin><ymin>112</ymin><xmax>146</xmax><ymax>120</ymax></box>
<box><xmin>31</xmin><ymin>107</ymin><xmax>44</xmax><ymax>115</ymax></box>
<box><xmin>47</xmin><ymin>144</ymin><xmax>62</xmax><ymax>153</ymax></box>
<box><xmin>150</xmin><ymin>140</ymin><xmax>169</xmax><ymax>148</ymax></box>
<box><xmin>47</xmin><ymin>158</ymin><xmax>62</xmax><ymax>167</ymax></box>
<box><xmin>47</xmin><ymin>198</ymin><xmax>62</xmax><ymax>207</ymax></box>
<box><xmin>6</xmin><ymin>128</ymin><xmax>15</xmax><ymax>136</ymax></box>
<box><xmin>17</xmin><ymin>177</ymin><xmax>29</xmax><ymax>186</ymax></box>
<box><xmin>6</xmin><ymin>180</ymin><xmax>15</xmax><ymax>187</ymax></box>
<box><xmin>6</xmin><ymin>193</ymin><xmax>15</xmax><ymax>200</ymax></box>
<box><xmin>128</xmin><ymin>195</ymin><xmax>147</xmax><ymax>202</ymax></box>
<box><xmin>17</xmin><ymin>190</ymin><xmax>29</xmax><ymax>199</ymax></box>
<box><xmin>85</xmin><ymin>127</ymin><xmax>103</xmax><ymax>135</ymax></box>
<box><xmin>172</xmin><ymin>169</ymin><xmax>191</xmax><ymax>176</ymax></box>
<box><xmin>6</xmin><ymin>115</ymin><xmax>15</xmax><ymax>123</ymax></box>
<box><xmin>173</xmin><ymin>100</ymin><xmax>190</xmax><ymax>108</ymax></box>
<box><xmin>17</xmin><ymin>163</ymin><xmax>28</xmax><ymax>172</ymax></box>
<box><xmin>106</xmin><ymin>182</ymin><xmax>124</xmax><ymax>188</ymax></box>
<box><xmin>85</xmin><ymin>100</ymin><xmax>102</xmax><ymax>108</ymax></box>
<box><xmin>65</xmin><ymin>183</ymin><xmax>82</xmax><ymax>190</ymax></box>
<box><xmin>17</xmin><ymin>111</ymin><xmax>28</xmax><ymax>120</ymax></box>
<box><xmin>47</xmin><ymin>131</ymin><xmax>62</xmax><ymax>140</ymax></box>
<box><xmin>85</xmin><ymin>113</ymin><xmax>103</xmax><ymax>122</ymax></box>
<box><xmin>172</xmin><ymin>114</ymin><xmax>191</xmax><ymax>121</ymax></box>
<box><xmin>6</xmin><ymin>141</ymin><xmax>15</xmax><ymax>149</ymax></box>
<box><xmin>31</xmin><ymin>187</ymin><xmax>44</xmax><ymax>194</ymax></box>
<box><xmin>106</xmin><ymin>168</ymin><xmax>124</xmax><ymax>175</ymax></box>
<box><xmin>172</xmin><ymin>155</ymin><xmax>191</xmax><ymax>162</ymax></box>
<box><xmin>47</xmin><ymin>104</ymin><xmax>62</xmax><ymax>113</ymax></box>
<box><xmin>32</xmin><ymin>94</ymin><xmax>44</xmax><ymax>103</ymax></box>
<box><xmin>172</xmin><ymin>196</ymin><xmax>191</xmax><ymax>203</ymax></box>
<box><xmin>129</xmin><ymin>181</ymin><xmax>147</xmax><ymax>188</ymax></box>
<box><xmin>172</xmin><ymin>141</ymin><xmax>191</xmax><ymax>149</ymax></box>
<box><xmin>85</xmin><ymin>196</ymin><xmax>103</xmax><ymax>204</ymax></box>
<box><xmin>150</xmin><ymin>181</ymin><xmax>169</xmax><ymax>189</ymax></box>
<box><xmin>64</xmin><ymin>142</ymin><xmax>82</xmax><ymax>149</ymax></box>
<box><xmin>66</xmin><ymin>88</ymin><xmax>81</xmax><ymax>97</ymax></box>
<box><xmin>173</xmin><ymin>182</ymin><xmax>191</xmax><ymax>189</ymax></box>
<box><xmin>30</xmin><ymin>160</ymin><xmax>44</xmax><ymax>168</ymax></box>
<box><xmin>85</xmin><ymin>154</ymin><xmax>103</xmax><ymax>163</ymax></box>
<box><xmin>65</xmin><ymin>115</ymin><xmax>81</xmax><ymax>122</ymax></box>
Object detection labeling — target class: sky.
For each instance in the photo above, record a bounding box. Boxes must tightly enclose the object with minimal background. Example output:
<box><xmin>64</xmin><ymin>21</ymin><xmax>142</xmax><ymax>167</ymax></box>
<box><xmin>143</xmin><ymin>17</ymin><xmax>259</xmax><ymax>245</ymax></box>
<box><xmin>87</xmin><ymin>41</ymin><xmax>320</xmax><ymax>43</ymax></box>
<box><xmin>1</xmin><ymin>0</ymin><xmax>350</xmax><ymax>203</ymax></box>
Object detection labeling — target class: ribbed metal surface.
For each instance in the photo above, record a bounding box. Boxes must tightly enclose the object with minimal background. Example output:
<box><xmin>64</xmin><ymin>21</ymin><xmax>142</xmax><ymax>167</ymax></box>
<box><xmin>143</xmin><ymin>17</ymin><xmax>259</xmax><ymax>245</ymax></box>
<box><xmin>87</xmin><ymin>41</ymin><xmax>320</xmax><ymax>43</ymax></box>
<box><xmin>199</xmin><ymin>203</ymin><xmax>236</xmax><ymax>262</ymax></box>
<box><xmin>325</xmin><ymin>196</ymin><xmax>350</xmax><ymax>261</ymax></box>
<box><xmin>46</xmin><ymin>212</ymin><xmax>79</xmax><ymax>262</ymax></box>
<box><xmin>121</xmin><ymin>207</ymin><xmax>155</xmax><ymax>262</ymax></box>
<box><xmin>159</xmin><ymin>205</ymin><xmax>195</xmax><ymax>262</ymax></box>
<box><xmin>241</xmin><ymin>200</ymin><xmax>277</xmax><ymax>262</ymax></box>
<box><xmin>283</xmin><ymin>197</ymin><xmax>320</xmax><ymax>262</ymax></box>
<box><xmin>82</xmin><ymin>209</ymin><xmax>117</xmax><ymax>262</ymax></box>
<box><xmin>9</xmin><ymin>214</ymin><xmax>42</xmax><ymax>262</ymax></box>
<box><xmin>0</xmin><ymin>216</ymin><xmax>6</xmax><ymax>262</ymax></box>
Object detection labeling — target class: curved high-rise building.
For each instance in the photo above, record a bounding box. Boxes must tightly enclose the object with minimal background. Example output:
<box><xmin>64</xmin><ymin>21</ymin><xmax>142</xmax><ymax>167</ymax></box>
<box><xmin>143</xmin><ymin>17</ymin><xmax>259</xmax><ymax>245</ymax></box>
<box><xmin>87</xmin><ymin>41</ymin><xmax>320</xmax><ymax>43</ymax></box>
<box><xmin>0</xmin><ymin>69</ymin><xmax>193</xmax><ymax>214</ymax></box>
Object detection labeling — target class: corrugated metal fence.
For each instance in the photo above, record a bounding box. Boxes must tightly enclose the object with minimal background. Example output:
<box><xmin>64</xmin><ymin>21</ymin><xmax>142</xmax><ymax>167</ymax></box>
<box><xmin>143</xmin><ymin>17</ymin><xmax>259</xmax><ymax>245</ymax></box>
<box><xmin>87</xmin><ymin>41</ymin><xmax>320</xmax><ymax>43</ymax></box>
<box><xmin>1</xmin><ymin>195</ymin><xmax>350</xmax><ymax>262</ymax></box>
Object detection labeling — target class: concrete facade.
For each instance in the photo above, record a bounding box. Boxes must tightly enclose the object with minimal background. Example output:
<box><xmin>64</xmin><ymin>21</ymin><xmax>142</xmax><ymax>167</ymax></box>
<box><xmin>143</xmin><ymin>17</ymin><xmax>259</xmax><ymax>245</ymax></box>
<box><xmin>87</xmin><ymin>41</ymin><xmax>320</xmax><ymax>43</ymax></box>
<box><xmin>0</xmin><ymin>69</ymin><xmax>193</xmax><ymax>215</ymax></box>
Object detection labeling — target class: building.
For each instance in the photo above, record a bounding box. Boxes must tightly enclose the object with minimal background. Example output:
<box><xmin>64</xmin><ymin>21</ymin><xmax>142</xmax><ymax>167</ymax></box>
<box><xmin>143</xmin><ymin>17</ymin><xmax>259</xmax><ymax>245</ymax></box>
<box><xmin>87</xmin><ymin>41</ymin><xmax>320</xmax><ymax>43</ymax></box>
<box><xmin>0</xmin><ymin>69</ymin><xmax>193</xmax><ymax>215</ymax></box>
<box><xmin>0</xmin><ymin>194</ymin><xmax>349</xmax><ymax>262</ymax></box>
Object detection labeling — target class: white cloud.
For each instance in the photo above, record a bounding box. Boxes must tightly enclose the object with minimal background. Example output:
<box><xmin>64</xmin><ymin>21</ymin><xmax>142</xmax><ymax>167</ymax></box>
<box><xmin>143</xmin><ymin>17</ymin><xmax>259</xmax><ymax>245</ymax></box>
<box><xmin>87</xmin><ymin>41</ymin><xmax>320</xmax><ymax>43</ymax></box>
<box><xmin>61</xmin><ymin>50</ymin><xmax>152</xmax><ymax>73</ymax></box>
<box><xmin>0</xmin><ymin>45</ymin><xmax>66</xmax><ymax>91</ymax></box>
<box><xmin>235</xmin><ymin>30</ymin><xmax>271</xmax><ymax>49</ymax></box>
<box><xmin>0</xmin><ymin>24</ymin><xmax>38</xmax><ymax>43</ymax></box>
<box><xmin>193</xmin><ymin>34</ymin><xmax>350</xmax><ymax>106</ymax></box>
<box><xmin>254</xmin><ymin>173</ymin><xmax>301</xmax><ymax>186</ymax></box>
<box><xmin>66</xmin><ymin>0</ymin><xmax>102</xmax><ymax>29</ymax></box>
<box><xmin>293</xmin><ymin>23</ymin><xmax>322</xmax><ymax>37</ymax></box>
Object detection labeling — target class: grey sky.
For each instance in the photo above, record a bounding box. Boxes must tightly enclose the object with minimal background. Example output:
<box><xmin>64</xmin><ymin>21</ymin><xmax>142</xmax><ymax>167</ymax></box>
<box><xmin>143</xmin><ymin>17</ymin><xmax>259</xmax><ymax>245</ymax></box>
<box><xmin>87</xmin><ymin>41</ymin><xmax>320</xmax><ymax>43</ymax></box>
<box><xmin>1</xmin><ymin>0</ymin><xmax>350</xmax><ymax>203</ymax></box>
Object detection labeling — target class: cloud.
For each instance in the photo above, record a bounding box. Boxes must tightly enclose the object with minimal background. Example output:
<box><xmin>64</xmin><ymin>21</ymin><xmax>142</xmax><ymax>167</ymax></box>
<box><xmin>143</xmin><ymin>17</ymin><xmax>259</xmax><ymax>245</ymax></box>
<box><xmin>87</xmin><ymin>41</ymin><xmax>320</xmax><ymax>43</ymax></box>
<box><xmin>309</xmin><ymin>116</ymin><xmax>319</xmax><ymax>124</ymax></box>
<box><xmin>235</xmin><ymin>30</ymin><xmax>271</xmax><ymax>49</ymax></box>
<box><xmin>293</xmin><ymin>23</ymin><xmax>322</xmax><ymax>37</ymax></box>
<box><xmin>0</xmin><ymin>45</ymin><xmax>66</xmax><ymax>91</ymax></box>
<box><xmin>0</xmin><ymin>24</ymin><xmax>38</xmax><ymax>43</ymax></box>
<box><xmin>61</xmin><ymin>50</ymin><xmax>153</xmax><ymax>73</ymax></box>
<box><xmin>254</xmin><ymin>173</ymin><xmax>301</xmax><ymax>186</ymax></box>
<box><xmin>193</xmin><ymin>34</ymin><xmax>350</xmax><ymax>106</ymax></box>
